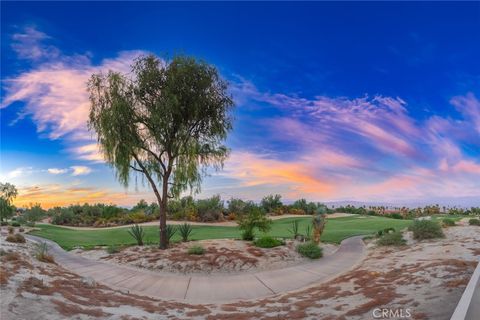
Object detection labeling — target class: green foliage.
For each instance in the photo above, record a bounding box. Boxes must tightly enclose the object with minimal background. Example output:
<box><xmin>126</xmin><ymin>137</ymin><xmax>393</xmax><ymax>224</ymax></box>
<box><xmin>11</xmin><ymin>222</ymin><xmax>20</xmax><ymax>227</ymax></box>
<box><xmin>166</xmin><ymin>225</ymin><xmax>177</xmax><ymax>243</ymax></box>
<box><xmin>469</xmin><ymin>218</ymin><xmax>480</xmax><ymax>226</ymax></box>
<box><xmin>178</xmin><ymin>223</ymin><xmax>193</xmax><ymax>242</ymax></box>
<box><xmin>253</xmin><ymin>236</ymin><xmax>283</xmax><ymax>248</ymax></box>
<box><xmin>290</xmin><ymin>199</ymin><xmax>326</xmax><ymax>215</ymax></box>
<box><xmin>128</xmin><ymin>224</ymin><xmax>145</xmax><ymax>246</ymax></box>
<box><xmin>409</xmin><ymin>220</ymin><xmax>444</xmax><ymax>240</ymax></box>
<box><xmin>376</xmin><ymin>227</ymin><xmax>396</xmax><ymax>237</ymax></box>
<box><xmin>23</xmin><ymin>203</ymin><xmax>46</xmax><ymax>223</ymax></box>
<box><xmin>386</xmin><ymin>213</ymin><xmax>403</xmax><ymax>220</ymax></box>
<box><xmin>377</xmin><ymin>232</ymin><xmax>406</xmax><ymax>246</ymax></box>
<box><xmin>296</xmin><ymin>242</ymin><xmax>323</xmax><ymax>259</ymax></box>
<box><xmin>237</xmin><ymin>207</ymin><xmax>272</xmax><ymax>241</ymax></box>
<box><xmin>6</xmin><ymin>233</ymin><xmax>26</xmax><ymax>243</ymax></box>
<box><xmin>288</xmin><ymin>220</ymin><xmax>300</xmax><ymax>239</ymax></box>
<box><xmin>260</xmin><ymin>194</ymin><xmax>283</xmax><ymax>213</ymax></box>
<box><xmin>0</xmin><ymin>182</ymin><xmax>18</xmax><ymax>221</ymax></box>
<box><xmin>442</xmin><ymin>218</ymin><xmax>455</xmax><ymax>227</ymax></box>
<box><xmin>196</xmin><ymin>195</ymin><xmax>224</xmax><ymax>222</ymax></box>
<box><xmin>106</xmin><ymin>244</ymin><xmax>120</xmax><ymax>254</ymax></box>
<box><xmin>1</xmin><ymin>221</ymin><xmax>8</xmax><ymax>226</ymax></box>
<box><xmin>0</xmin><ymin>198</ymin><xmax>14</xmax><ymax>221</ymax></box>
<box><xmin>88</xmin><ymin>54</ymin><xmax>234</xmax><ymax>249</ymax></box>
<box><xmin>188</xmin><ymin>245</ymin><xmax>205</xmax><ymax>255</ymax></box>
<box><xmin>34</xmin><ymin>242</ymin><xmax>55</xmax><ymax>263</ymax></box>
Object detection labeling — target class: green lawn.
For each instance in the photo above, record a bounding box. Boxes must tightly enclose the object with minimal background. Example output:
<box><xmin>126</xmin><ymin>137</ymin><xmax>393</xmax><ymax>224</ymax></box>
<box><xmin>30</xmin><ymin>215</ymin><xmax>412</xmax><ymax>250</ymax></box>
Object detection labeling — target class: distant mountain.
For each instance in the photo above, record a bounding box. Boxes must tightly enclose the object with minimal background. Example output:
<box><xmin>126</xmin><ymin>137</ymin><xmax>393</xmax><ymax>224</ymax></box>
<box><xmin>322</xmin><ymin>196</ymin><xmax>480</xmax><ymax>209</ymax></box>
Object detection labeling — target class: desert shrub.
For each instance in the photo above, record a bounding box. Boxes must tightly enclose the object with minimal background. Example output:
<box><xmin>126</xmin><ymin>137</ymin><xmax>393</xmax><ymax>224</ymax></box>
<box><xmin>128</xmin><ymin>224</ymin><xmax>145</xmax><ymax>246</ymax></box>
<box><xmin>237</xmin><ymin>207</ymin><xmax>272</xmax><ymax>241</ymax></box>
<box><xmin>18</xmin><ymin>228</ymin><xmax>24</xmax><ymax>232</ymax></box>
<box><xmin>34</xmin><ymin>242</ymin><xmax>55</xmax><ymax>263</ymax></box>
<box><xmin>409</xmin><ymin>220</ymin><xmax>444</xmax><ymax>240</ymax></box>
<box><xmin>196</xmin><ymin>195</ymin><xmax>224</xmax><ymax>222</ymax></box>
<box><xmin>260</xmin><ymin>194</ymin><xmax>283</xmax><ymax>214</ymax></box>
<box><xmin>377</xmin><ymin>232</ymin><xmax>406</xmax><ymax>246</ymax></box>
<box><xmin>376</xmin><ymin>227</ymin><xmax>395</xmax><ymax>237</ymax></box>
<box><xmin>386</xmin><ymin>213</ymin><xmax>403</xmax><ymax>220</ymax></box>
<box><xmin>178</xmin><ymin>223</ymin><xmax>193</xmax><ymax>242</ymax></box>
<box><xmin>254</xmin><ymin>236</ymin><xmax>283</xmax><ymax>248</ymax></box>
<box><xmin>296</xmin><ymin>242</ymin><xmax>323</xmax><ymax>259</ymax></box>
<box><xmin>25</xmin><ymin>222</ymin><xmax>35</xmax><ymax>227</ymax></box>
<box><xmin>442</xmin><ymin>218</ymin><xmax>455</xmax><ymax>227</ymax></box>
<box><xmin>10</xmin><ymin>222</ymin><xmax>20</xmax><ymax>227</ymax></box>
<box><xmin>7</xmin><ymin>226</ymin><xmax>14</xmax><ymax>234</ymax></box>
<box><xmin>188</xmin><ymin>245</ymin><xmax>205</xmax><ymax>255</ymax></box>
<box><xmin>0</xmin><ymin>221</ymin><xmax>8</xmax><ymax>226</ymax></box>
<box><xmin>288</xmin><ymin>220</ymin><xmax>300</xmax><ymax>239</ymax></box>
<box><xmin>6</xmin><ymin>233</ymin><xmax>26</xmax><ymax>243</ymax></box>
<box><xmin>469</xmin><ymin>218</ymin><xmax>480</xmax><ymax>226</ymax></box>
<box><xmin>127</xmin><ymin>211</ymin><xmax>150</xmax><ymax>224</ymax></box>
<box><xmin>106</xmin><ymin>244</ymin><xmax>119</xmax><ymax>254</ymax></box>
<box><xmin>166</xmin><ymin>225</ymin><xmax>177</xmax><ymax>243</ymax></box>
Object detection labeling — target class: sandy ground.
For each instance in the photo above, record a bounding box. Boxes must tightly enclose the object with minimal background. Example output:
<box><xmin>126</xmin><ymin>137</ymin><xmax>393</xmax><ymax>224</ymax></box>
<box><xmin>45</xmin><ymin>213</ymin><xmax>354</xmax><ymax>230</ymax></box>
<box><xmin>1</xmin><ymin>225</ymin><xmax>479</xmax><ymax>320</ymax></box>
<box><xmin>72</xmin><ymin>239</ymin><xmax>339</xmax><ymax>275</ymax></box>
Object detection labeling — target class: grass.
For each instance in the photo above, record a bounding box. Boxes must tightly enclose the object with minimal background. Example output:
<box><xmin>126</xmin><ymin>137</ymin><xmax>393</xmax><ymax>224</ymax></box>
<box><xmin>30</xmin><ymin>215</ymin><xmax>412</xmax><ymax>250</ymax></box>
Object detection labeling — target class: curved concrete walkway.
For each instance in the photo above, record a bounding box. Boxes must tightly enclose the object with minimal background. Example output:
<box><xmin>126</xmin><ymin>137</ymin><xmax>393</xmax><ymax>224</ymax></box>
<box><xmin>26</xmin><ymin>234</ymin><xmax>366</xmax><ymax>303</ymax></box>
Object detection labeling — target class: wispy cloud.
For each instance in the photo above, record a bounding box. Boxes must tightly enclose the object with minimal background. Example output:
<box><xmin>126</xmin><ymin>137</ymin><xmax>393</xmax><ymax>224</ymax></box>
<box><xmin>70</xmin><ymin>166</ymin><xmax>92</xmax><ymax>176</ymax></box>
<box><xmin>47</xmin><ymin>168</ymin><xmax>68</xmax><ymax>175</ymax></box>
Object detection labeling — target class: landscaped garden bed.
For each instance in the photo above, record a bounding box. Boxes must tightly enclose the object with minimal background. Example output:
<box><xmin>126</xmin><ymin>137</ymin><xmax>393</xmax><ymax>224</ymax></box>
<box><xmin>71</xmin><ymin>239</ymin><xmax>338</xmax><ymax>274</ymax></box>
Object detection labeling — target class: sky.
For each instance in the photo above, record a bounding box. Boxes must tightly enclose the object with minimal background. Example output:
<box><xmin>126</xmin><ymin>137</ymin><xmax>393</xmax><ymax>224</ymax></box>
<box><xmin>1</xmin><ymin>2</ymin><xmax>480</xmax><ymax>208</ymax></box>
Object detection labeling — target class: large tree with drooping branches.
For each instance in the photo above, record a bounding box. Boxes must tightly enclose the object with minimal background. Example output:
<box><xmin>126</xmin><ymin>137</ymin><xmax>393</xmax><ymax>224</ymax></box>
<box><xmin>88</xmin><ymin>54</ymin><xmax>234</xmax><ymax>249</ymax></box>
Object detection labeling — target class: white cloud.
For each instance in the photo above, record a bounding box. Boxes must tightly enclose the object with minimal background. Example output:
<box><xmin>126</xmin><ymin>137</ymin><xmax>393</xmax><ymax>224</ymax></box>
<box><xmin>47</xmin><ymin>168</ymin><xmax>69</xmax><ymax>175</ymax></box>
<box><xmin>70</xmin><ymin>166</ymin><xmax>92</xmax><ymax>176</ymax></box>
<box><xmin>5</xmin><ymin>167</ymin><xmax>34</xmax><ymax>179</ymax></box>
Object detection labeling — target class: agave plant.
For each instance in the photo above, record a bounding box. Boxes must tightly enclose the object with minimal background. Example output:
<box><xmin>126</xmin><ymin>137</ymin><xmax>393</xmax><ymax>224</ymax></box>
<box><xmin>288</xmin><ymin>220</ymin><xmax>300</xmax><ymax>239</ymax></box>
<box><xmin>166</xmin><ymin>224</ymin><xmax>177</xmax><ymax>245</ymax></box>
<box><xmin>178</xmin><ymin>223</ymin><xmax>193</xmax><ymax>242</ymax></box>
<box><xmin>304</xmin><ymin>224</ymin><xmax>312</xmax><ymax>241</ymax></box>
<box><xmin>128</xmin><ymin>224</ymin><xmax>145</xmax><ymax>246</ymax></box>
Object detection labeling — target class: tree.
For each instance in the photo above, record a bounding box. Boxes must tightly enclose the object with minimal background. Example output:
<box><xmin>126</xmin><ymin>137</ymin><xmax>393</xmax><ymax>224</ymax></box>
<box><xmin>23</xmin><ymin>203</ymin><xmax>46</xmax><ymax>225</ymax></box>
<box><xmin>237</xmin><ymin>207</ymin><xmax>272</xmax><ymax>241</ymax></box>
<box><xmin>88</xmin><ymin>54</ymin><xmax>234</xmax><ymax>249</ymax></box>
<box><xmin>260</xmin><ymin>194</ymin><xmax>283</xmax><ymax>213</ymax></box>
<box><xmin>0</xmin><ymin>182</ymin><xmax>18</xmax><ymax>221</ymax></box>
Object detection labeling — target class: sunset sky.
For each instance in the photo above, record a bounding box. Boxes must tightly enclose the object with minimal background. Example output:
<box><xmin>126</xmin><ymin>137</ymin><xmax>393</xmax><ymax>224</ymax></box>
<box><xmin>1</xmin><ymin>2</ymin><xmax>479</xmax><ymax>208</ymax></box>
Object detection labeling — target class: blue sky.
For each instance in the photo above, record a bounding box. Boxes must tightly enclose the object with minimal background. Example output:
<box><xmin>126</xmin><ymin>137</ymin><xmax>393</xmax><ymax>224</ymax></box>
<box><xmin>1</xmin><ymin>2</ymin><xmax>479</xmax><ymax>208</ymax></box>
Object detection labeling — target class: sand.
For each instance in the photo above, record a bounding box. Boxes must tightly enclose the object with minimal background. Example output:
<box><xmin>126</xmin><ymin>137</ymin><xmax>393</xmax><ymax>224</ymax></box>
<box><xmin>1</xmin><ymin>225</ymin><xmax>478</xmax><ymax>320</ymax></box>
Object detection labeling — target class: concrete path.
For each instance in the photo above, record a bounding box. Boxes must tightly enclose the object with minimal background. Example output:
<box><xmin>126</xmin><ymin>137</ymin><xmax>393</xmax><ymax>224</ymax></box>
<box><xmin>26</xmin><ymin>235</ymin><xmax>366</xmax><ymax>303</ymax></box>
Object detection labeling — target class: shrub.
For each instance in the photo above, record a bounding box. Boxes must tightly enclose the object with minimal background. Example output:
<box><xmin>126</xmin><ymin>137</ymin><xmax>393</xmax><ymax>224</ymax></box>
<box><xmin>386</xmin><ymin>213</ymin><xmax>403</xmax><ymax>220</ymax></box>
<box><xmin>188</xmin><ymin>245</ymin><xmax>205</xmax><ymax>255</ymax></box>
<box><xmin>7</xmin><ymin>226</ymin><xmax>14</xmax><ymax>234</ymax></box>
<box><xmin>377</xmin><ymin>232</ymin><xmax>406</xmax><ymax>246</ymax></box>
<box><xmin>26</xmin><ymin>222</ymin><xmax>35</xmax><ymax>227</ymax></box>
<box><xmin>254</xmin><ymin>236</ymin><xmax>283</xmax><ymax>248</ymax></box>
<box><xmin>241</xmin><ymin>229</ymin><xmax>255</xmax><ymax>241</ymax></box>
<box><xmin>237</xmin><ymin>207</ymin><xmax>272</xmax><ymax>241</ymax></box>
<box><xmin>0</xmin><ymin>221</ymin><xmax>8</xmax><ymax>226</ymax></box>
<box><xmin>34</xmin><ymin>242</ymin><xmax>55</xmax><ymax>263</ymax></box>
<box><xmin>409</xmin><ymin>220</ymin><xmax>444</xmax><ymax>240</ymax></box>
<box><xmin>128</xmin><ymin>224</ymin><xmax>145</xmax><ymax>246</ymax></box>
<box><xmin>178</xmin><ymin>223</ymin><xmax>193</xmax><ymax>242</ymax></box>
<box><xmin>6</xmin><ymin>233</ymin><xmax>26</xmax><ymax>243</ymax></box>
<box><xmin>304</xmin><ymin>225</ymin><xmax>312</xmax><ymax>241</ymax></box>
<box><xmin>166</xmin><ymin>225</ymin><xmax>177</xmax><ymax>244</ymax></box>
<box><xmin>106</xmin><ymin>244</ymin><xmax>119</xmax><ymax>254</ymax></box>
<box><xmin>376</xmin><ymin>227</ymin><xmax>395</xmax><ymax>237</ymax></box>
<box><xmin>442</xmin><ymin>218</ymin><xmax>455</xmax><ymax>227</ymax></box>
<box><xmin>18</xmin><ymin>228</ymin><xmax>24</xmax><ymax>232</ymax></box>
<box><xmin>11</xmin><ymin>222</ymin><xmax>20</xmax><ymax>227</ymax></box>
<box><xmin>469</xmin><ymin>218</ymin><xmax>480</xmax><ymax>226</ymax></box>
<box><xmin>296</xmin><ymin>242</ymin><xmax>323</xmax><ymax>259</ymax></box>
<box><xmin>288</xmin><ymin>220</ymin><xmax>300</xmax><ymax>239</ymax></box>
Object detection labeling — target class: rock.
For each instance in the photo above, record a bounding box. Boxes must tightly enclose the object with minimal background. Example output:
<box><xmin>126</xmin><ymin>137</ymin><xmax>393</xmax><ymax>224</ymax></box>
<box><xmin>81</xmin><ymin>276</ymin><xmax>96</xmax><ymax>287</ymax></box>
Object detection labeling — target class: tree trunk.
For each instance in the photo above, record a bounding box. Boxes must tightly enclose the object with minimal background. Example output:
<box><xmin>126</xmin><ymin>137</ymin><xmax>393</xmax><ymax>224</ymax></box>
<box><xmin>159</xmin><ymin>174</ymin><xmax>169</xmax><ymax>249</ymax></box>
